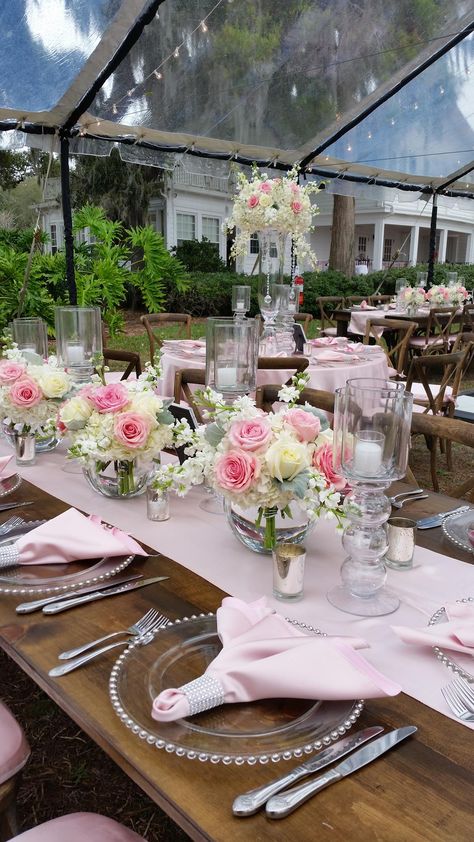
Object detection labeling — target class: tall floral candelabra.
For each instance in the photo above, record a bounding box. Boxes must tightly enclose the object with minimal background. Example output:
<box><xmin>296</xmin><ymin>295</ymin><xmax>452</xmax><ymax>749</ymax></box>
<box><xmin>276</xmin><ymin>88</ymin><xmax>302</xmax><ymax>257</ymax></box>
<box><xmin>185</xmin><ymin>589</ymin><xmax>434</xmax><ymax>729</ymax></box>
<box><xmin>328</xmin><ymin>379</ymin><xmax>413</xmax><ymax>617</ymax></box>
<box><xmin>150</xmin><ymin>372</ymin><xmax>346</xmax><ymax>554</ymax></box>
<box><xmin>225</xmin><ymin>167</ymin><xmax>320</xmax><ymax>349</ymax></box>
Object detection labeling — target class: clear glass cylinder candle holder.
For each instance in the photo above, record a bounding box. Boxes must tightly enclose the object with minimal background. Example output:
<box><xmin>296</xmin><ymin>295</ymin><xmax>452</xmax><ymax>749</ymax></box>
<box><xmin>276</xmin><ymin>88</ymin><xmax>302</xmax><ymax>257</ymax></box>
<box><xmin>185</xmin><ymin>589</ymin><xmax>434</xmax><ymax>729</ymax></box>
<box><xmin>416</xmin><ymin>272</ymin><xmax>428</xmax><ymax>288</ymax></box>
<box><xmin>55</xmin><ymin>306</ymin><xmax>103</xmax><ymax>384</ymax></box>
<box><xmin>205</xmin><ymin>318</ymin><xmax>258</xmax><ymax>398</ymax></box>
<box><xmin>14</xmin><ymin>432</ymin><xmax>36</xmax><ymax>466</ymax></box>
<box><xmin>12</xmin><ymin>318</ymin><xmax>48</xmax><ymax>362</ymax></box>
<box><xmin>232</xmin><ymin>285</ymin><xmax>251</xmax><ymax>319</ymax></box>
<box><xmin>446</xmin><ymin>272</ymin><xmax>458</xmax><ymax>287</ymax></box>
<box><xmin>147</xmin><ymin>486</ymin><xmax>170</xmax><ymax>522</ymax></box>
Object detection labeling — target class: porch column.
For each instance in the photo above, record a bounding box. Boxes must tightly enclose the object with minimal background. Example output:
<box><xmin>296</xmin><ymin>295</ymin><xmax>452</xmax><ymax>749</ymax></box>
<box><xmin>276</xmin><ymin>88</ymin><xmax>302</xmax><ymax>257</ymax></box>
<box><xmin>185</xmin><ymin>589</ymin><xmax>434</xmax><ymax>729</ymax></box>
<box><xmin>372</xmin><ymin>220</ymin><xmax>385</xmax><ymax>270</ymax></box>
<box><xmin>466</xmin><ymin>232</ymin><xmax>474</xmax><ymax>264</ymax></box>
<box><xmin>438</xmin><ymin>228</ymin><xmax>448</xmax><ymax>263</ymax></box>
<box><xmin>408</xmin><ymin>224</ymin><xmax>419</xmax><ymax>265</ymax></box>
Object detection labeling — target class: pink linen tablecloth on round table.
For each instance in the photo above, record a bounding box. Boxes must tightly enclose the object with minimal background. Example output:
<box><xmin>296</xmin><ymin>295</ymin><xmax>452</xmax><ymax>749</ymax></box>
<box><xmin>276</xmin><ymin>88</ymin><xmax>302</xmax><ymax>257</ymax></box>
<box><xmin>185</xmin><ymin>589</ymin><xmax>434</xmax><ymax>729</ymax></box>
<box><xmin>3</xmin><ymin>435</ymin><xmax>473</xmax><ymax>729</ymax></box>
<box><xmin>160</xmin><ymin>348</ymin><xmax>389</xmax><ymax>396</ymax></box>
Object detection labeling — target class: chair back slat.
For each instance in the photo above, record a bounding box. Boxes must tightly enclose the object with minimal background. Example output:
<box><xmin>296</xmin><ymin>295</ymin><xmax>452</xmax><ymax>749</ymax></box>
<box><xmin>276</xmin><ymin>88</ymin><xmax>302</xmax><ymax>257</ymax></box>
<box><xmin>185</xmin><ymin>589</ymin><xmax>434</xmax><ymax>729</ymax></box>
<box><xmin>406</xmin><ymin>348</ymin><xmax>469</xmax><ymax>415</ymax></box>
<box><xmin>141</xmin><ymin>313</ymin><xmax>192</xmax><ymax>363</ymax></box>
<box><xmin>317</xmin><ymin>296</ymin><xmax>344</xmax><ymax>332</ymax></box>
<box><xmin>173</xmin><ymin>368</ymin><xmax>206</xmax><ymax>424</ymax></box>
<box><xmin>363</xmin><ymin>318</ymin><xmax>416</xmax><ymax>376</ymax></box>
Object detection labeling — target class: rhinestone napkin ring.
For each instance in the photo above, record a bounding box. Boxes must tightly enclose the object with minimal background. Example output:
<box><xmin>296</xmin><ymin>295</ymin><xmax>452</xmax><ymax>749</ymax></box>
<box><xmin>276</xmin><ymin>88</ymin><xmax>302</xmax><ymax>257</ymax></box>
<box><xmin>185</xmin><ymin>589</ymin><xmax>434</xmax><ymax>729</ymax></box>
<box><xmin>180</xmin><ymin>675</ymin><xmax>225</xmax><ymax>715</ymax></box>
<box><xmin>0</xmin><ymin>545</ymin><xmax>19</xmax><ymax>569</ymax></box>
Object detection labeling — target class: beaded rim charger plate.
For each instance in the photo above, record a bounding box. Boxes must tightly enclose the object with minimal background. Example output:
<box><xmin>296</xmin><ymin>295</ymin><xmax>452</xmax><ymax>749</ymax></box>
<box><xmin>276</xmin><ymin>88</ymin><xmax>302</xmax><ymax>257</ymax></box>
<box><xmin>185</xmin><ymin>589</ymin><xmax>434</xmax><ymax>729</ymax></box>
<box><xmin>429</xmin><ymin>597</ymin><xmax>473</xmax><ymax>683</ymax></box>
<box><xmin>109</xmin><ymin>614</ymin><xmax>364</xmax><ymax>765</ymax></box>
<box><xmin>441</xmin><ymin>510</ymin><xmax>474</xmax><ymax>554</ymax></box>
<box><xmin>0</xmin><ymin>474</ymin><xmax>22</xmax><ymax>498</ymax></box>
<box><xmin>0</xmin><ymin>525</ymin><xmax>135</xmax><ymax>594</ymax></box>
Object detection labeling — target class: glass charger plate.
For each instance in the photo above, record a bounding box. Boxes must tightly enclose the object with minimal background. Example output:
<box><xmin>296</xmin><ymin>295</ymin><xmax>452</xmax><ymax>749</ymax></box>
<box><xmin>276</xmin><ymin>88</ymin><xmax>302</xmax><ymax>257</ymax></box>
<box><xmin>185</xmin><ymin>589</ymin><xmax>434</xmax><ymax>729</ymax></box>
<box><xmin>428</xmin><ymin>597</ymin><xmax>473</xmax><ymax>682</ymax></box>
<box><xmin>0</xmin><ymin>526</ymin><xmax>135</xmax><ymax>594</ymax></box>
<box><xmin>0</xmin><ymin>474</ymin><xmax>22</xmax><ymax>497</ymax></box>
<box><xmin>442</xmin><ymin>510</ymin><xmax>474</xmax><ymax>554</ymax></box>
<box><xmin>109</xmin><ymin>614</ymin><xmax>364</xmax><ymax>765</ymax></box>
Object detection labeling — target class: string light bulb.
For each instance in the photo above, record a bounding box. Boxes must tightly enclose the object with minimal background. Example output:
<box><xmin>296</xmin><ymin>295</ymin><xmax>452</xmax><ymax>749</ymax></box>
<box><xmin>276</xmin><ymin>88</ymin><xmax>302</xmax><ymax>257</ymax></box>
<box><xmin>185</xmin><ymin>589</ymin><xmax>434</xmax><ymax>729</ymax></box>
<box><xmin>112</xmin><ymin>104</ymin><xmax>118</xmax><ymax>115</ymax></box>
<box><xmin>200</xmin><ymin>21</ymin><xmax>208</xmax><ymax>32</ymax></box>
<box><xmin>154</xmin><ymin>70</ymin><xmax>163</xmax><ymax>80</ymax></box>
<box><xmin>173</xmin><ymin>47</ymin><xmax>180</xmax><ymax>58</ymax></box>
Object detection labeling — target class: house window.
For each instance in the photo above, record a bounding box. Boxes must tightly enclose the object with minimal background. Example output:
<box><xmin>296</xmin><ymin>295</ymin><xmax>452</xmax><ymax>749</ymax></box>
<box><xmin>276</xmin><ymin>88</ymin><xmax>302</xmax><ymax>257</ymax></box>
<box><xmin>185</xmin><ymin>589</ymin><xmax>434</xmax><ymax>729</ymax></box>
<box><xmin>202</xmin><ymin>216</ymin><xmax>220</xmax><ymax>245</ymax></box>
<box><xmin>50</xmin><ymin>224</ymin><xmax>58</xmax><ymax>255</ymax></box>
<box><xmin>358</xmin><ymin>236</ymin><xmax>367</xmax><ymax>255</ymax></box>
<box><xmin>383</xmin><ymin>238</ymin><xmax>393</xmax><ymax>262</ymax></box>
<box><xmin>176</xmin><ymin>212</ymin><xmax>196</xmax><ymax>246</ymax></box>
<box><xmin>250</xmin><ymin>233</ymin><xmax>259</xmax><ymax>254</ymax></box>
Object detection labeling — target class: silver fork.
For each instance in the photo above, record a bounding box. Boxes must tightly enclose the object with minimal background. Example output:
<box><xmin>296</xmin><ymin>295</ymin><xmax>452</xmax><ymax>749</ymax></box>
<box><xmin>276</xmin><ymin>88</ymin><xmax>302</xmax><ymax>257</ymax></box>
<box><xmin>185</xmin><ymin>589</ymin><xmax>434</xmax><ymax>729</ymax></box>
<box><xmin>58</xmin><ymin>608</ymin><xmax>166</xmax><ymax>659</ymax></box>
<box><xmin>443</xmin><ymin>677</ymin><xmax>474</xmax><ymax>712</ymax></box>
<box><xmin>49</xmin><ymin>613</ymin><xmax>170</xmax><ymax>677</ymax></box>
<box><xmin>0</xmin><ymin>516</ymin><xmax>24</xmax><ymax>535</ymax></box>
<box><xmin>441</xmin><ymin>679</ymin><xmax>474</xmax><ymax>722</ymax></box>
<box><xmin>389</xmin><ymin>489</ymin><xmax>425</xmax><ymax>505</ymax></box>
<box><xmin>392</xmin><ymin>494</ymin><xmax>428</xmax><ymax>509</ymax></box>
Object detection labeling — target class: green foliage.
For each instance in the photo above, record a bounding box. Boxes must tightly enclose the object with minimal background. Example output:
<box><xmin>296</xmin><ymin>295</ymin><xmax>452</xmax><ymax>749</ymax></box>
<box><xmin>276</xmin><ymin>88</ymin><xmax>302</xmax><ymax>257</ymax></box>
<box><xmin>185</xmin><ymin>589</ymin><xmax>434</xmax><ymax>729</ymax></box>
<box><xmin>172</xmin><ymin>238</ymin><xmax>228</xmax><ymax>273</ymax></box>
<box><xmin>0</xmin><ymin>246</ymin><xmax>61</xmax><ymax>331</ymax></box>
<box><xmin>0</xmin><ymin>227</ymin><xmax>46</xmax><ymax>252</ymax></box>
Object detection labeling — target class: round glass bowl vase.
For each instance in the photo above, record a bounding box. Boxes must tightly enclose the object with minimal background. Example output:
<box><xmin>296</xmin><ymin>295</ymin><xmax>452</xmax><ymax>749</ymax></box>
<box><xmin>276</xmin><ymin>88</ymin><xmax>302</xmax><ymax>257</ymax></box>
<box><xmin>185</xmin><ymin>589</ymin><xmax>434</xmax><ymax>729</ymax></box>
<box><xmin>83</xmin><ymin>459</ymin><xmax>152</xmax><ymax>498</ymax></box>
<box><xmin>225</xmin><ymin>502</ymin><xmax>314</xmax><ymax>555</ymax></box>
<box><xmin>2</xmin><ymin>422</ymin><xmax>60</xmax><ymax>453</ymax></box>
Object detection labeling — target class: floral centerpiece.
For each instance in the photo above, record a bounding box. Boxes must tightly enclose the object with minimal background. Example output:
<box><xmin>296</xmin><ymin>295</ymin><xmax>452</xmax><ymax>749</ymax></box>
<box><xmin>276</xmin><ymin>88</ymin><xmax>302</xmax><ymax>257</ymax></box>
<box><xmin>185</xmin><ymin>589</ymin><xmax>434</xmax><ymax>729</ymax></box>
<box><xmin>58</xmin><ymin>364</ymin><xmax>176</xmax><ymax>497</ymax></box>
<box><xmin>426</xmin><ymin>284</ymin><xmax>469</xmax><ymax>307</ymax></box>
<box><xmin>401</xmin><ymin>286</ymin><xmax>426</xmax><ymax>311</ymax></box>
<box><xmin>151</xmin><ymin>373</ymin><xmax>346</xmax><ymax>552</ymax></box>
<box><xmin>225</xmin><ymin>166</ymin><xmax>320</xmax><ymax>267</ymax></box>
<box><xmin>0</xmin><ymin>353</ymin><xmax>72</xmax><ymax>447</ymax></box>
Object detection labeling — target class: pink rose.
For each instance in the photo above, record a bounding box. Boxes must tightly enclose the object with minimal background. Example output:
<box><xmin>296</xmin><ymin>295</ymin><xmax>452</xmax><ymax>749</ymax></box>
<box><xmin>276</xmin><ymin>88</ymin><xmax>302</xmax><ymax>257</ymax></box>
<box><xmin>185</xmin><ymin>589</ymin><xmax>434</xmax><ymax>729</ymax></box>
<box><xmin>228</xmin><ymin>418</ymin><xmax>272</xmax><ymax>451</ymax></box>
<box><xmin>89</xmin><ymin>383</ymin><xmax>130</xmax><ymax>413</ymax></box>
<box><xmin>215</xmin><ymin>450</ymin><xmax>260</xmax><ymax>493</ymax></box>
<box><xmin>114</xmin><ymin>411</ymin><xmax>152</xmax><ymax>449</ymax></box>
<box><xmin>313</xmin><ymin>442</ymin><xmax>346</xmax><ymax>491</ymax></box>
<box><xmin>9</xmin><ymin>377</ymin><xmax>43</xmax><ymax>408</ymax></box>
<box><xmin>285</xmin><ymin>408</ymin><xmax>321</xmax><ymax>442</ymax></box>
<box><xmin>443</xmin><ymin>290</ymin><xmax>450</xmax><ymax>301</ymax></box>
<box><xmin>0</xmin><ymin>360</ymin><xmax>26</xmax><ymax>384</ymax></box>
<box><xmin>259</xmin><ymin>181</ymin><xmax>272</xmax><ymax>193</ymax></box>
<box><xmin>247</xmin><ymin>194</ymin><xmax>260</xmax><ymax>208</ymax></box>
<box><xmin>291</xmin><ymin>200</ymin><xmax>303</xmax><ymax>214</ymax></box>
<box><xmin>290</xmin><ymin>183</ymin><xmax>300</xmax><ymax>194</ymax></box>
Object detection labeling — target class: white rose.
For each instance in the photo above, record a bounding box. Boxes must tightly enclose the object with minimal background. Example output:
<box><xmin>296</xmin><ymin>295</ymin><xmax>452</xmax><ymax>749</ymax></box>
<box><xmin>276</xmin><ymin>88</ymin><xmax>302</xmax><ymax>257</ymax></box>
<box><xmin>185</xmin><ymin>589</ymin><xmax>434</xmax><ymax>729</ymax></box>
<box><xmin>130</xmin><ymin>391</ymin><xmax>162</xmax><ymax>420</ymax></box>
<box><xmin>258</xmin><ymin>193</ymin><xmax>272</xmax><ymax>208</ymax></box>
<box><xmin>38</xmin><ymin>370</ymin><xmax>72</xmax><ymax>399</ymax></box>
<box><xmin>265</xmin><ymin>436</ymin><xmax>311</xmax><ymax>481</ymax></box>
<box><xmin>315</xmin><ymin>428</ymin><xmax>334</xmax><ymax>447</ymax></box>
<box><xmin>60</xmin><ymin>396</ymin><xmax>93</xmax><ymax>430</ymax></box>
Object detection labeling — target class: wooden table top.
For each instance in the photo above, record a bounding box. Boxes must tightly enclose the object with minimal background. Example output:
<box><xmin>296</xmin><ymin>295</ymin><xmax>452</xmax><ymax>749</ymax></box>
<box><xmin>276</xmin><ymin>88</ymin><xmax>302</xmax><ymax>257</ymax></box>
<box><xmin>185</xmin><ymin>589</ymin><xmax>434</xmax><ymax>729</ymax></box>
<box><xmin>1</xmin><ymin>480</ymin><xmax>473</xmax><ymax>841</ymax></box>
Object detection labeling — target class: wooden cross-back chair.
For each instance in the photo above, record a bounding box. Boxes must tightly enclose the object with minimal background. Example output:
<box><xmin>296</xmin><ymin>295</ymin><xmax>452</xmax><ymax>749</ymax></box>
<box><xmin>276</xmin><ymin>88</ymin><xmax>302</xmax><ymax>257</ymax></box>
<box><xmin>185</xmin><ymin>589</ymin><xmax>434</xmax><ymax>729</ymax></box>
<box><xmin>255</xmin><ymin>383</ymin><xmax>335</xmax><ymax>414</ymax></box>
<box><xmin>101</xmin><ymin>322</ymin><xmax>142</xmax><ymax>380</ymax></box>
<box><xmin>141</xmin><ymin>313</ymin><xmax>192</xmax><ymax>364</ymax></box>
<box><xmin>294</xmin><ymin>312</ymin><xmax>313</xmax><ymax>332</ymax></box>
<box><xmin>345</xmin><ymin>295</ymin><xmax>366</xmax><ymax>306</ymax></box>
<box><xmin>257</xmin><ymin>355</ymin><xmax>309</xmax><ymax>386</ymax></box>
<box><xmin>363</xmin><ymin>318</ymin><xmax>417</xmax><ymax>377</ymax></box>
<box><xmin>461</xmin><ymin>302</ymin><xmax>474</xmax><ymax>331</ymax></box>
<box><xmin>406</xmin><ymin>306</ymin><xmax>461</xmax><ymax>356</ymax></box>
<box><xmin>408</xmin><ymin>412</ymin><xmax>474</xmax><ymax>500</ymax></box>
<box><xmin>369</xmin><ymin>294</ymin><xmax>392</xmax><ymax>306</ymax></box>
<box><xmin>317</xmin><ymin>296</ymin><xmax>345</xmax><ymax>337</ymax></box>
<box><xmin>173</xmin><ymin>368</ymin><xmax>206</xmax><ymax>424</ymax></box>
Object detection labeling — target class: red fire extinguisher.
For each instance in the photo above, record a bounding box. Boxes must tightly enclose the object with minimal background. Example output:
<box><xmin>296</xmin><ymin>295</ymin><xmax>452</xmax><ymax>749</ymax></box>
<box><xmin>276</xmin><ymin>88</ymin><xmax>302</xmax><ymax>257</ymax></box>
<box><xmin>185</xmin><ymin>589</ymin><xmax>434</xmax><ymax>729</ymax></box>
<box><xmin>294</xmin><ymin>266</ymin><xmax>304</xmax><ymax>306</ymax></box>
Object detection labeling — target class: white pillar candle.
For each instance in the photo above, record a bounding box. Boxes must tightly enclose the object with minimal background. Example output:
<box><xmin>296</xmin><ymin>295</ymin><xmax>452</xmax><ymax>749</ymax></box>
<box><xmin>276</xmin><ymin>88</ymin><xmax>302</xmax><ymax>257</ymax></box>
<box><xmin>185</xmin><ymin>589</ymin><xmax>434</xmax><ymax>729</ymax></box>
<box><xmin>235</xmin><ymin>302</ymin><xmax>246</xmax><ymax>312</ymax></box>
<box><xmin>353</xmin><ymin>435</ymin><xmax>384</xmax><ymax>476</ymax></box>
<box><xmin>216</xmin><ymin>367</ymin><xmax>237</xmax><ymax>388</ymax></box>
<box><xmin>67</xmin><ymin>344</ymin><xmax>85</xmax><ymax>364</ymax></box>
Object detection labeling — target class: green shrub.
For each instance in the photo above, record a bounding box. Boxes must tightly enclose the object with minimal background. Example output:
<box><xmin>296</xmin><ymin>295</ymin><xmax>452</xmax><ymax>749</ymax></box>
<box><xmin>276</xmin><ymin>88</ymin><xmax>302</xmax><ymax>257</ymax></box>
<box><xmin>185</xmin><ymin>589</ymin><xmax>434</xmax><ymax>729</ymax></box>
<box><xmin>172</xmin><ymin>238</ymin><xmax>228</xmax><ymax>273</ymax></box>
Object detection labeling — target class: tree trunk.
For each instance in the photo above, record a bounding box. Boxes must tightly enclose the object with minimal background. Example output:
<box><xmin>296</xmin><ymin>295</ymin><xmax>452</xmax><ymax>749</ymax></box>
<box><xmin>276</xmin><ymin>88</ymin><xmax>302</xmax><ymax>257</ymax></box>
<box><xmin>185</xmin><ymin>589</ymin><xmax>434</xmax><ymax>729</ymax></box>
<box><xmin>329</xmin><ymin>195</ymin><xmax>355</xmax><ymax>277</ymax></box>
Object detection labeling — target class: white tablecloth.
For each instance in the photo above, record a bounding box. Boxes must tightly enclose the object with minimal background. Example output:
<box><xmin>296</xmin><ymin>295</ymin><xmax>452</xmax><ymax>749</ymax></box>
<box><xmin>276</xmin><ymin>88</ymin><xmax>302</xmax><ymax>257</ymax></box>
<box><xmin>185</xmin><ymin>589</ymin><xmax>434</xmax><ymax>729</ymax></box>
<box><xmin>2</xmin><ymin>436</ymin><xmax>473</xmax><ymax>729</ymax></box>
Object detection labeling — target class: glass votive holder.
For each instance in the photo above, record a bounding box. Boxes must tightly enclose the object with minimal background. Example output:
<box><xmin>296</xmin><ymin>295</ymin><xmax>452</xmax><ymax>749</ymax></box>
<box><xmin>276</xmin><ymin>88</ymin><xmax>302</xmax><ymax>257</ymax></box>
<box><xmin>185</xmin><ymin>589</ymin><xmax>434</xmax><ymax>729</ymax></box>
<box><xmin>146</xmin><ymin>486</ymin><xmax>170</xmax><ymax>522</ymax></box>
<box><xmin>272</xmin><ymin>543</ymin><xmax>306</xmax><ymax>601</ymax></box>
<box><xmin>385</xmin><ymin>517</ymin><xmax>416</xmax><ymax>569</ymax></box>
<box><xmin>303</xmin><ymin>342</ymin><xmax>313</xmax><ymax>358</ymax></box>
<box><xmin>14</xmin><ymin>433</ymin><xmax>36</xmax><ymax>467</ymax></box>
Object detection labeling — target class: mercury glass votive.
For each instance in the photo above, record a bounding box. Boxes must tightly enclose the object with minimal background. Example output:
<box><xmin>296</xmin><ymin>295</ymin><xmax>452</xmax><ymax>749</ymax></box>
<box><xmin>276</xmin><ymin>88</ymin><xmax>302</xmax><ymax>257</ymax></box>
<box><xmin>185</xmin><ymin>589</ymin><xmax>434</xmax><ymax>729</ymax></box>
<box><xmin>147</xmin><ymin>486</ymin><xmax>170</xmax><ymax>522</ymax></box>
<box><xmin>272</xmin><ymin>543</ymin><xmax>306</xmax><ymax>601</ymax></box>
<box><xmin>385</xmin><ymin>517</ymin><xmax>416</xmax><ymax>569</ymax></box>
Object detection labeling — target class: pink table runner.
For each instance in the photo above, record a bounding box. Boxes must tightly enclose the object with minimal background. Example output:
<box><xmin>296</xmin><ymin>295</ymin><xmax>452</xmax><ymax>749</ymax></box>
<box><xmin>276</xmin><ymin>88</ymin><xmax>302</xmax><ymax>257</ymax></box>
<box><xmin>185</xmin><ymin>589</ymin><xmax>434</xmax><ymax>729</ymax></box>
<box><xmin>2</xmin><ymin>436</ymin><xmax>473</xmax><ymax>728</ymax></box>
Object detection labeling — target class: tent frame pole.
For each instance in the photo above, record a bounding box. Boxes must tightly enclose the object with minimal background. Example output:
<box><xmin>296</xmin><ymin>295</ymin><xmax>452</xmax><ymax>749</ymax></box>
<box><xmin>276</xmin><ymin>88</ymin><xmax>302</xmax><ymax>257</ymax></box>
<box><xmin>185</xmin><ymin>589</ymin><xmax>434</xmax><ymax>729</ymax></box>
<box><xmin>60</xmin><ymin>134</ymin><xmax>77</xmax><ymax>305</ymax></box>
<box><xmin>427</xmin><ymin>193</ymin><xmax>438</xmax><ymax>287</ymax></box>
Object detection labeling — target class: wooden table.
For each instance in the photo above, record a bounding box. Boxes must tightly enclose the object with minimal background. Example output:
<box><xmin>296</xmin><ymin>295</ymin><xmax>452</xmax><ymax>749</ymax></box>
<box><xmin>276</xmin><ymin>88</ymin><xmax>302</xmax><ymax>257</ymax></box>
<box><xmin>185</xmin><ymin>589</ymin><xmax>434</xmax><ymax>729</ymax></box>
<box><xmin>1</xmin><ymin>480</ymin><xmax>473</xmax><ymax>841</ymax></box>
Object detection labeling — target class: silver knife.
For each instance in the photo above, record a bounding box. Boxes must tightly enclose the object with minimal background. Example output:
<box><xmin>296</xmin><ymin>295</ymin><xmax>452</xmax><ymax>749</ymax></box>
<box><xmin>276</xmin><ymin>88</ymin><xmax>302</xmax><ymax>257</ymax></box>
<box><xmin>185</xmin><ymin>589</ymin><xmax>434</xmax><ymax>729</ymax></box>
<box><xmin>16</xmin><ymin>573</ymin><xmax>144</xmax><ymax>614</ymax></box>
<box><xmin>417</xmin><ymin>505</ymin><xmax>470</xmax><ymax>529</ymax></box>
<box><xmin>42</xmin><ymin>576</ymin><xmax>169</xmax><ymax>614</ymax></box>
<box><xmin>0</xmin><ymin>501</ymin><xmax>35</xmax><ymax>512</ymax></box>
<box><xmin>232</xmin><ymin>726</ymin><xmax>383</xmax><ymax>816</ymax></box>
<box><xmin>266</xmin><ymin>726</ymin><xmax>417</xmax><ymax>819</ymax></box>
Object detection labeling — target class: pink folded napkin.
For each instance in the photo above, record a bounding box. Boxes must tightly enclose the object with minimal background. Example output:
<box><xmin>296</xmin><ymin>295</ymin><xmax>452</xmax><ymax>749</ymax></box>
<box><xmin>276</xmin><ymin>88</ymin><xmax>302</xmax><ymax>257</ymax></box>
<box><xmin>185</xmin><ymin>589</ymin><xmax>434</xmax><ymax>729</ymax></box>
<box><xmin>151</xmin><ymin>596</ymin><xmax>401</xmax><ymax>721</ymax></box>
<box><xmin>468</xmin><ymin>528</ymin><xmax>474</xmax><ymax>548</ymax></box>
<box><xmin>314</xmin><ymin>350</ymin><xmax>357</xmax><ymax>362</ymax></box>
<box><xmin>310</xmin><ymin>337</ymin><xmax>338</xmax><ymax>347</ymax></box>
<box><xmin>0</xmin><ymin>508</ymin><xmax>147</xmax><ymax>568</ymax></box>
<box><xmin>0</xmin><ymin>455</ymin><xmax>16</xmax><ymax>481</ymax></box>
<box><xmin>392</xmin><ymin>603</ymin><xmax>474</xmax><ymax>656</ymax></box>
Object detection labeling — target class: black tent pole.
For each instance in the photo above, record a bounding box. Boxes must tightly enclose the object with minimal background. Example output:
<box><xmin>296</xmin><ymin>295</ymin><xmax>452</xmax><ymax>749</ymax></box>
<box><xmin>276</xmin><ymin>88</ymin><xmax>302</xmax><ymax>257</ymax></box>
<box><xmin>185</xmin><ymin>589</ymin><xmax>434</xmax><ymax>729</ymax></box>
<box><xmin>60</xmin><ymin>134</ymin><xmax>77</xmax><ymax>304</ymax></box>
<box><xmin>427</xmin><ymin>193</ymin><xmax>438</xmax><ymax>287</ymax></box>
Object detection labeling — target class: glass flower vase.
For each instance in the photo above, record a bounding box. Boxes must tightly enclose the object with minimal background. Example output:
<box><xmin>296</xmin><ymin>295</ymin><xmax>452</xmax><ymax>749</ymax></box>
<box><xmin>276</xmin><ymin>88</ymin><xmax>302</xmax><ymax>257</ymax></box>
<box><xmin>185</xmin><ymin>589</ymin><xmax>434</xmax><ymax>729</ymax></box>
<box><xmin>225</xmin><ymin>502</ymin><xmax>314</xmax><ymax>555</ymax></box>
<box><xmin>83</xmin><ymin>459</ymin><xmax>152</xmax><ymax>498</ymax></box>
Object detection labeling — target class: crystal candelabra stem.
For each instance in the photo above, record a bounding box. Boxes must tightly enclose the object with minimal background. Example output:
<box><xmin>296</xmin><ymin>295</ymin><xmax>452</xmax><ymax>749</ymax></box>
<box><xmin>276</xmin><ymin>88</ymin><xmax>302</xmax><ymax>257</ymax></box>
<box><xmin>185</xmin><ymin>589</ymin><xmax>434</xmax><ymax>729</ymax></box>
<box><xmin>327</xmin><ymin>482</ymin><xmax>399</xmax><ymax>616</ymax></box>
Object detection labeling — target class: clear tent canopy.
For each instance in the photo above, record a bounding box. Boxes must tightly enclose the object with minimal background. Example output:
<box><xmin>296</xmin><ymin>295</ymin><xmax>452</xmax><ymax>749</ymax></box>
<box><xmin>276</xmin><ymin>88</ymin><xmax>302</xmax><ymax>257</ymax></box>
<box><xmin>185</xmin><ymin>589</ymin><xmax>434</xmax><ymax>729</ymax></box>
<box><xmin>0</xmin><ymin>0</ymin><xmax>473</xmax><ymax>196</ymax></box>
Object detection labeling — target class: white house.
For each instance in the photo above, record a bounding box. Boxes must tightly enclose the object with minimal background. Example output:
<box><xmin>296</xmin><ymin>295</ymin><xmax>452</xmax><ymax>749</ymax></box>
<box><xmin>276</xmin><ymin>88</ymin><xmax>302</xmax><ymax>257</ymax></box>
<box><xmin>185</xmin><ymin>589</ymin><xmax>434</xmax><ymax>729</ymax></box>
<box><xmin>37</xmin><ymin>171</ymin><xmax>474</xmax><ymax>272</ymax></box>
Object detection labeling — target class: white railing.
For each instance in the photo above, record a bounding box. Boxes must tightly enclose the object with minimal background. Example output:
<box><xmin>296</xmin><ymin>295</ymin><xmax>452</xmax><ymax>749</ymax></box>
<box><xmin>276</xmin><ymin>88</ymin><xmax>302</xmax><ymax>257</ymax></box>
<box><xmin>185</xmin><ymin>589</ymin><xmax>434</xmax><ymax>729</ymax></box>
<box><xmin>172</xmin><ymin>169</ymin><xmax>229</xmax><ymax>193</ymax></box>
